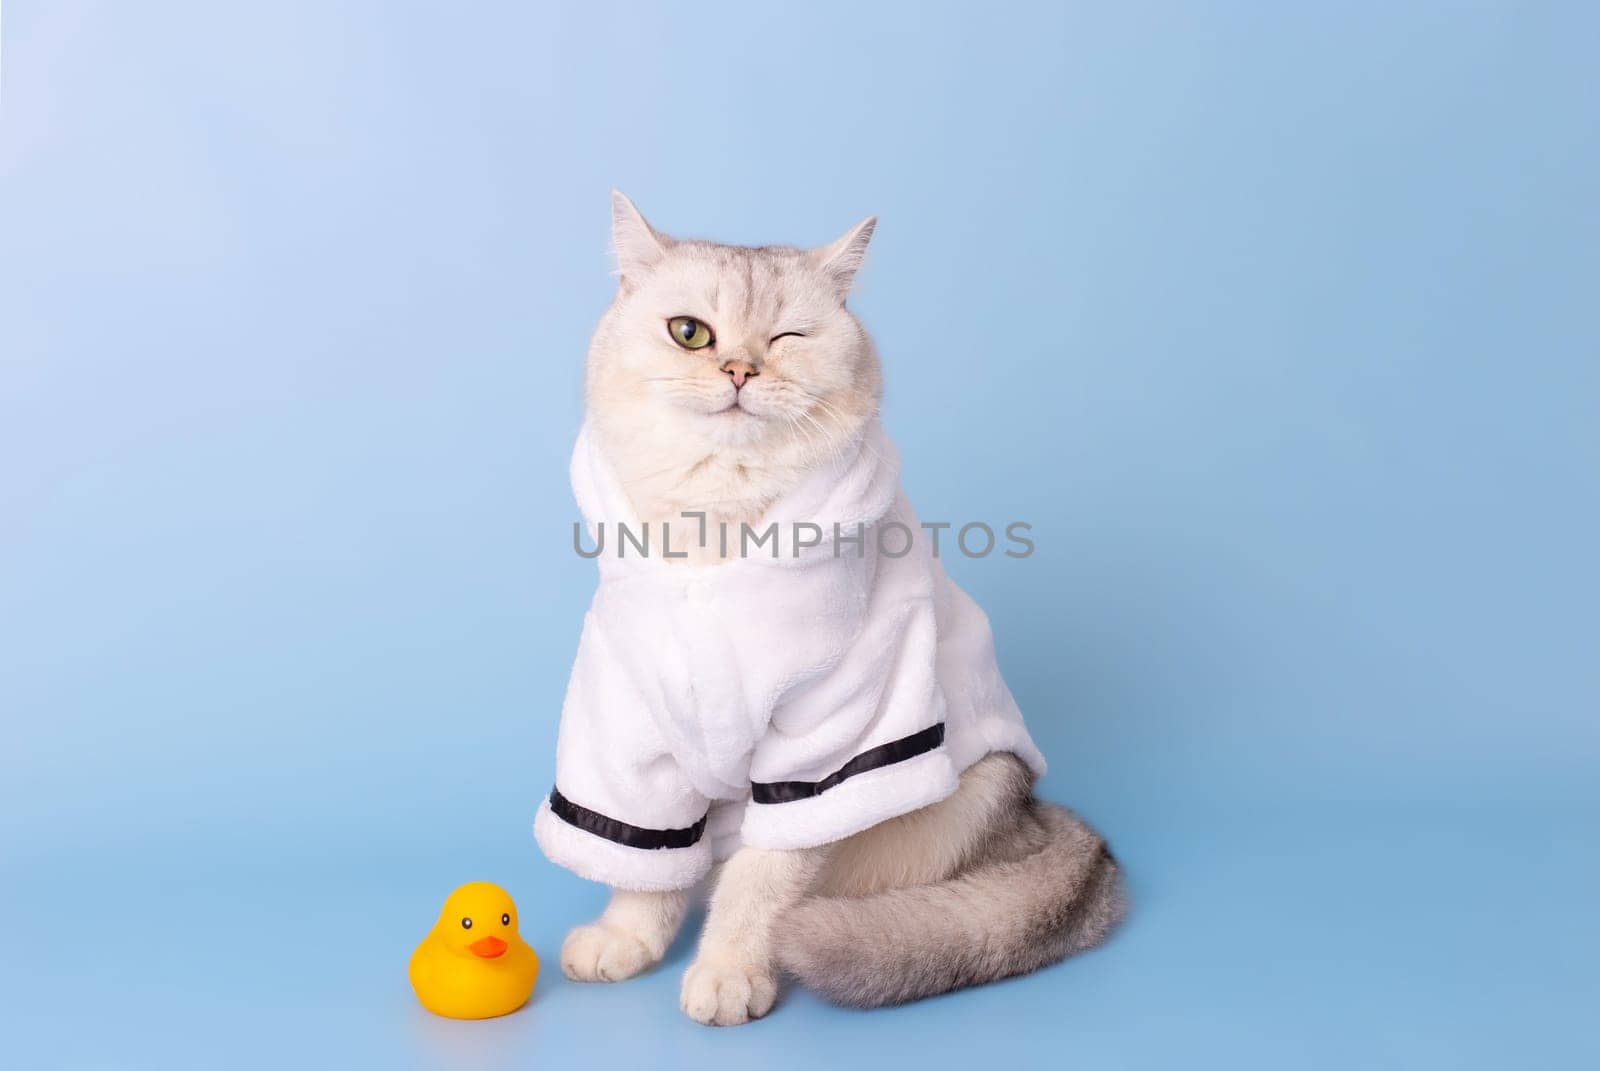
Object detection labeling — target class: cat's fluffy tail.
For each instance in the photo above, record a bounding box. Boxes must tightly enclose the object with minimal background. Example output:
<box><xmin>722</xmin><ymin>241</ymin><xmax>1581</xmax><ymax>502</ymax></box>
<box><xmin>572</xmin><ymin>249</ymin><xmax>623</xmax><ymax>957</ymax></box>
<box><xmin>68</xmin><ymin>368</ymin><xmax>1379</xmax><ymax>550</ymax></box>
<box><xmin>774</xmin><ymin>802</ymin><xmax>1126</xmax><ymax>1008</ymax></box>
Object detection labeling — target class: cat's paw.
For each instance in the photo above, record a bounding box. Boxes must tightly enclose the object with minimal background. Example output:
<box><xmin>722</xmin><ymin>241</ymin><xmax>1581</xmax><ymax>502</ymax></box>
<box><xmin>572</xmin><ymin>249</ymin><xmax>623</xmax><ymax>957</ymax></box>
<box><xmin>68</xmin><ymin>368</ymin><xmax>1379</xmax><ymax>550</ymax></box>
<box><xmin>560</xmin><ymin>922</ymin><xmax>657</xmax><ymax>983</ymax></box>
<box><xmin>679</xmin><ymin>956</ymin><xmax>778</xmax><ymax>1026</ymax></box>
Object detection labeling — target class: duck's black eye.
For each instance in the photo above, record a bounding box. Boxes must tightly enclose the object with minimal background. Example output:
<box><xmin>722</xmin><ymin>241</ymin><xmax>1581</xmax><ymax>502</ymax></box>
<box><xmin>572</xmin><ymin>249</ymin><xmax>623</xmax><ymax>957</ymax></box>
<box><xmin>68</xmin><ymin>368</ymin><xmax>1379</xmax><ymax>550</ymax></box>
<box><xmin>461</xmin><ymin>917</ymin><xmax>473</xmax><ymax>930</ymax></box>
<box><xmin>501</xmin><ymin>913</ymin><xmax>511</xmax><ymax>926</ymax></box>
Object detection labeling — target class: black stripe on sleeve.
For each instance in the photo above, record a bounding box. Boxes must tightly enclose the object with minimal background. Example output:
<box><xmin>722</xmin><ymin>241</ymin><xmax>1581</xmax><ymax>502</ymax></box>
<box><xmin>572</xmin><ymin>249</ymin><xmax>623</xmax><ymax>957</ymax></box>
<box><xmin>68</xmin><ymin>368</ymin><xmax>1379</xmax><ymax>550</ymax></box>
<box><xmin>548</xmin><ymin>788</ymin><xmax>707</xmax><ymax>850</ymax></box>
<box><xmin>750</xmin><ymin>723</ymin><xmax>947</xmax><ymax>805</ymax></box>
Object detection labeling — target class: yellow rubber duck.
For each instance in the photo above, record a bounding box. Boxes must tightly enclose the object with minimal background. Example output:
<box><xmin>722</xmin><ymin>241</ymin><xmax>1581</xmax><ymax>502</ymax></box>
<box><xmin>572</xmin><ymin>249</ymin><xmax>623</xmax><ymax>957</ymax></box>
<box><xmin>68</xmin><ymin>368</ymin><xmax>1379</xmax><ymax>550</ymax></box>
<box><xmin>409</xmin><ymin>881</ymin><xmax>539</xmax><ymax>1019</ymax></box>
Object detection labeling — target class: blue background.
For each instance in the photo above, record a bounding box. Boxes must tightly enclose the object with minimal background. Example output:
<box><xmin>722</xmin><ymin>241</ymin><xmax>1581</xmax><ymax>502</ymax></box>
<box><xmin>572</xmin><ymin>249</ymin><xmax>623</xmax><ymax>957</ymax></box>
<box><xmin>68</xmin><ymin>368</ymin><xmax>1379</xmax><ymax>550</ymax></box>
<box><xmin>3</xmin><ymin>2</ymin><xmax>1596</xmax><ymax>1067</ymax></box>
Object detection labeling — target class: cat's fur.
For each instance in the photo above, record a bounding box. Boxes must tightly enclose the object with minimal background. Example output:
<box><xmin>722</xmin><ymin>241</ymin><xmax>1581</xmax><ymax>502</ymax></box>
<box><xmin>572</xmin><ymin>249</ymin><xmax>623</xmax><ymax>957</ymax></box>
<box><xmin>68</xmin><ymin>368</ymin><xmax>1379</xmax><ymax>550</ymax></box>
<box><xmin>558</xmin><ymin>192</ymin><xmax>1125</xmax><ymax>1024</ymax></box>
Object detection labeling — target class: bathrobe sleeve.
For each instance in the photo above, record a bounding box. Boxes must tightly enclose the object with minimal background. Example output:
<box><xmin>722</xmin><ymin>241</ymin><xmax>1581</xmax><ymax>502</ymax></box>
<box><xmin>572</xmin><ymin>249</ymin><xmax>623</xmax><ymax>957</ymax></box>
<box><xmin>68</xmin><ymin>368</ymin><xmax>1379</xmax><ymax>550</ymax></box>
<box><xmin>533</xmin><ymin>612</ymin><xmax>714</xmax><ymax>891</ymax></box>
<box><xmin>739</xmin><ymin>523</ymin><xmax>963</xmax><ymax>852</ymax></box>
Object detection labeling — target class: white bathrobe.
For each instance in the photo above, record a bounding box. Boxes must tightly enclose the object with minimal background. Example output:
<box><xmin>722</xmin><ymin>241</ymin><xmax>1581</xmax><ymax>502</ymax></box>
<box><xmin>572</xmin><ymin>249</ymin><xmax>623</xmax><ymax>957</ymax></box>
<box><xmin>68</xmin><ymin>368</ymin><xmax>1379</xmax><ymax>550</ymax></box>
<box><xmin>533</xmin><ymin>420</ymin><xmax>1045</xmax><ymax>891</ymax></box>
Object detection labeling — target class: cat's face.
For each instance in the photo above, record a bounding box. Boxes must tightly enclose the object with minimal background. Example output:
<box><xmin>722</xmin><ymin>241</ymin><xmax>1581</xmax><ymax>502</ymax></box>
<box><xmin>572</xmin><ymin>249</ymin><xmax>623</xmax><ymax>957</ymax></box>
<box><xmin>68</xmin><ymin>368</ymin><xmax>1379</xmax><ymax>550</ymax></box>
<box><xmin>586</xmin><ymin>193</ymin><xmax>881</xmax><ymax>463</ymax></box>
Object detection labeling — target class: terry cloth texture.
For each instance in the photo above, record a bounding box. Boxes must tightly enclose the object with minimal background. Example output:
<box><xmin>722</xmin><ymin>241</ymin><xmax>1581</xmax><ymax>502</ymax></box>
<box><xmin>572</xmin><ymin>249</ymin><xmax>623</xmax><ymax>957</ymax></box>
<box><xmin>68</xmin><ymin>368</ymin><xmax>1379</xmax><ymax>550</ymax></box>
<box><xmin>533</xmin><ymin>419</ymin><xmax>1045</xmax><ymax>890</ymax></box>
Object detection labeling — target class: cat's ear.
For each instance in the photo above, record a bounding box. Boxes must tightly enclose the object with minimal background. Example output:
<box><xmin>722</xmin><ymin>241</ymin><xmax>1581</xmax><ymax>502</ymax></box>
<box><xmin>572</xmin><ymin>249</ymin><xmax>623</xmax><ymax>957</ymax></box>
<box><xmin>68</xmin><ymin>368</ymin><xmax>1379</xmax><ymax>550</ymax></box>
<box><xmin>812</xmin><ymin>215</ymin><xmax>877</xmax><ymax>297</ymax></box>
<box><xmin>610</xmin><ymin>190</ymin><xmax>669</xmax><ymax>285</ymax></box>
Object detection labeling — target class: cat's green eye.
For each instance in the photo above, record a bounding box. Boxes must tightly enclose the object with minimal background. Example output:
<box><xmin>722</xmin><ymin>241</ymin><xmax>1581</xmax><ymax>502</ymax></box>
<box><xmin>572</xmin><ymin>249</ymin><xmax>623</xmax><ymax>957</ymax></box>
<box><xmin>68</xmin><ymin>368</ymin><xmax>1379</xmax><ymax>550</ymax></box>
<box><xmin>668</xmin><ymin>317</ymin><xmax>714</xmax><ymax>350</ymax></box>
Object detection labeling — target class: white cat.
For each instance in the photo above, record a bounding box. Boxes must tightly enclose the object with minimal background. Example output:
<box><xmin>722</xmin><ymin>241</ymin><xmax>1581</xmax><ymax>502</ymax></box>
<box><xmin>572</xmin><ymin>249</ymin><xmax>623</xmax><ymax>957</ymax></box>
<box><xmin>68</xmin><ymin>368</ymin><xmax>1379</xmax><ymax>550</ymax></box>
<box><xmin>536</xmin><ymin>193</ymin><xmax>1124</xmax><ymax>1025</ymax></box>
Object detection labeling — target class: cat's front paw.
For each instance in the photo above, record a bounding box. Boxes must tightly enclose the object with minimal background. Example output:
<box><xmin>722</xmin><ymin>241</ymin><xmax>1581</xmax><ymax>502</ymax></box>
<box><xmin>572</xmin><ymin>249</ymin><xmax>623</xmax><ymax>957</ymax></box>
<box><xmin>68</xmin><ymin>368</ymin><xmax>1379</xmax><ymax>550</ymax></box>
<box><xmin>680</xmin><ymin>956</ymin><xmax>778</xmax><ymax>1026</ymax></box>
<box><xmin>560</xmin><ymin>922</ymin><xmax>657</xmax><ymax>982</ymax></box>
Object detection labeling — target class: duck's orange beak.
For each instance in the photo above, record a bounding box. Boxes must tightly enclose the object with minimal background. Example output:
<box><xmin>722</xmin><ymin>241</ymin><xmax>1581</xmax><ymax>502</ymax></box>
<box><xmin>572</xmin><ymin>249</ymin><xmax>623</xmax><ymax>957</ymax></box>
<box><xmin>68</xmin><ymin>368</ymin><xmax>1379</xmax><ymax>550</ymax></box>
<box><xmin>467</xmin><ymin>936</ymin><xmax>507</xmax><ymax>959</ymax></box>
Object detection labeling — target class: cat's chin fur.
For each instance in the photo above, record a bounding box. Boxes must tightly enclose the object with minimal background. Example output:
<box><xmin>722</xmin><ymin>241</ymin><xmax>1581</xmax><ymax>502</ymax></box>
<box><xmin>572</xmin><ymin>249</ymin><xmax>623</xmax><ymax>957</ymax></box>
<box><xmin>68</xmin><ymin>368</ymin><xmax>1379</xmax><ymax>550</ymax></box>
<box><xmin>586</xmin><ymin>375</ymin><xmax>880</xmax><ymax>545</ymax></box>
<box><xmin>560</xmin><ymin>193</ymin><xmax>1125</xmax><ymax>1021</ymax></box>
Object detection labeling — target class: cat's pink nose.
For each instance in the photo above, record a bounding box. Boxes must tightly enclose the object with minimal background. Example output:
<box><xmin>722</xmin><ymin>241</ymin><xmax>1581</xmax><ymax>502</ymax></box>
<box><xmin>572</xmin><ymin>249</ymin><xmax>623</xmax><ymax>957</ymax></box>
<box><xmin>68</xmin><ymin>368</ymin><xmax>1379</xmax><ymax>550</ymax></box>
<box><xmin>722</xmin><ymin>360</ymin><xmax>758</xmax><ymax>389</ymax></box>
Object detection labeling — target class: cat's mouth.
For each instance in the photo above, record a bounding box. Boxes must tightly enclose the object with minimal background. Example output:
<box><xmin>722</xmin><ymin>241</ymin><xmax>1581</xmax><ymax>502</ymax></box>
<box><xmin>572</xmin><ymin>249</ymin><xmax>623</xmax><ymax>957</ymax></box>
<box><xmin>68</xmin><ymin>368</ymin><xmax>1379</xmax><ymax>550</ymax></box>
<box><xmin>713</xmin><ymin>397</ymin><xmax>756</xmax><ymax>418</ymax></box>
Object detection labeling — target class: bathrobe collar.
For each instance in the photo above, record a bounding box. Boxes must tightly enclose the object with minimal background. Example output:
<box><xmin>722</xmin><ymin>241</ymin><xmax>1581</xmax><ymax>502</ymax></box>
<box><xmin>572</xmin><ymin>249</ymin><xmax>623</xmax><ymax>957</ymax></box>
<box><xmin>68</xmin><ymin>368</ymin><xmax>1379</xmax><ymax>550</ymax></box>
<box><xmin>571</xmin><ymin>418</ymin><xmax>901</xmax><ymax>567</ymax></box>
